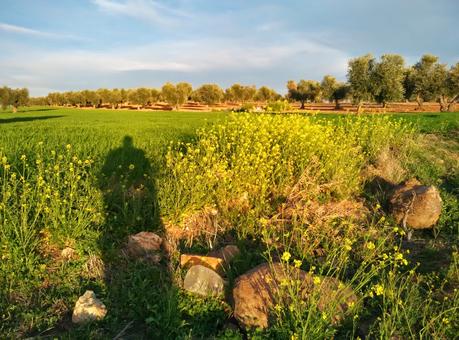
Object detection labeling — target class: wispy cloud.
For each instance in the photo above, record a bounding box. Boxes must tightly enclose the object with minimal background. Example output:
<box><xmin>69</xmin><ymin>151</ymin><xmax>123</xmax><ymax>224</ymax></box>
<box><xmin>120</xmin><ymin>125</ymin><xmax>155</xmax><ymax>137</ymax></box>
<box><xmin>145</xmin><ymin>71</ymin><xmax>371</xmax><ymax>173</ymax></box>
<box><xmin>92</xmin><ymin>0</ymin><xmax>190</xmax><ymax>26</ymax></box>
<box><xmin>0</xmin><ymin>22</ymin><xmax>87</xmax><ymax>41</ymax></box>
<box><xmin>0</xmin><ymin>36</ymin><xmax>349</xmax><ymax>95</ymax></box>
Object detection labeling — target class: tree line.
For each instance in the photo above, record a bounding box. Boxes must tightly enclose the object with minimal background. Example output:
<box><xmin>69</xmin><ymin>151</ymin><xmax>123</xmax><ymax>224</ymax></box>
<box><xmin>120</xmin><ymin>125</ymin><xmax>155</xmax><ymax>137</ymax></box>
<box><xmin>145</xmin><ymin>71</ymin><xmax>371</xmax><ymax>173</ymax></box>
<box><xmin>288</xmin><ymin>54</ymin><xmax>459</xmax><ymax>111</ymax></box>
<box><xmin>2</xmin><ymin>53</ymin><xmax>458</xmax><ymax>112</ymax></box>
<box><xmin>28</xmin><ymin>83</ymin><xmax>282</xmax><ymax>109</ymax></box>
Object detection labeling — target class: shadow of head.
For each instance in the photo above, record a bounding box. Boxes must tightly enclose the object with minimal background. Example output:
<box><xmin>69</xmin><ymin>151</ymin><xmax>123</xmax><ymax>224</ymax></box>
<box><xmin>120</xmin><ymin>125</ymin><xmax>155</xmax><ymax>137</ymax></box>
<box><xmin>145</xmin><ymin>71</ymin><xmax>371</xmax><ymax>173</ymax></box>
<box><xmin>123</xmin><ymin>135</ymin><xmax>133</xmax><ymax>148</ymax></box>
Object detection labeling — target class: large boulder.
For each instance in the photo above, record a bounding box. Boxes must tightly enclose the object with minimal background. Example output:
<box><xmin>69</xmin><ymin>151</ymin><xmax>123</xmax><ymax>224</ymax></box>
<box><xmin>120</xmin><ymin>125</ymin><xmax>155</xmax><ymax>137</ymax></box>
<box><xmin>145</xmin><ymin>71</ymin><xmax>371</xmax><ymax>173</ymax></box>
<box><xmin>183</xmin><ymin>265</ymin><xmax>226</xmax><ymax>297</ymax></box>
<box><xmin>233</xmin><ymin>263</ymin><xmax>357</xmax><ymax>330</ymax></box>
<box><xmin>389</xmin><ymin>179</ymin><xmax>442</xmax><ymax>229</ymax></box>
<box><xmin>72</xmin><ymin>290</ymin><xmax>107</xmax><ymax>324</ymax></box>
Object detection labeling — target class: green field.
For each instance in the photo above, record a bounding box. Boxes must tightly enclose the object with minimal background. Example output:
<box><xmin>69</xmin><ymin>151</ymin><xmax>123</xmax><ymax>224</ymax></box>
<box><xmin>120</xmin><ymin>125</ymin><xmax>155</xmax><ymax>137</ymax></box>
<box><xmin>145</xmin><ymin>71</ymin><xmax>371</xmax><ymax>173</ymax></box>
<box><xmin>0</xmin><ymin>107</ymin><xmax>226</xmax><ymax>159</ymax></box>
<box><xmin>0</xmin><ymin>107</ymin><xmax>458</xmax><ymax>338</ymax></box>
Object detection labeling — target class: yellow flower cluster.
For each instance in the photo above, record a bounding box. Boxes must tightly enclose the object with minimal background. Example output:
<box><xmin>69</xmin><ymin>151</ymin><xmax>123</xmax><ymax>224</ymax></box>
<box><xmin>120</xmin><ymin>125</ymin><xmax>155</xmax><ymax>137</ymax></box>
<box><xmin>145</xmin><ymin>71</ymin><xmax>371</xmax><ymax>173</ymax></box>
<box><xmin>163</xmin><ymin>113</ymin><xmax>408</xmax><ymax>222</ymax></box>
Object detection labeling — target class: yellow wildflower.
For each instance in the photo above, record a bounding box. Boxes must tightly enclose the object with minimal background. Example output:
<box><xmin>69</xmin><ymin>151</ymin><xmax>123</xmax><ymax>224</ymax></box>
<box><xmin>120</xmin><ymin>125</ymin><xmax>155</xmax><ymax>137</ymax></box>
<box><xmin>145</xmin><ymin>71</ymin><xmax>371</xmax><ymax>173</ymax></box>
<box><xmin>281</xmin><ymin>251</ymin><xmax>291</xmax><ymax>262</ymax></box>
<box><xmin>366</xmin><ymin>242</ymin><xmax>376</xmax><ymax>250</ymax></box>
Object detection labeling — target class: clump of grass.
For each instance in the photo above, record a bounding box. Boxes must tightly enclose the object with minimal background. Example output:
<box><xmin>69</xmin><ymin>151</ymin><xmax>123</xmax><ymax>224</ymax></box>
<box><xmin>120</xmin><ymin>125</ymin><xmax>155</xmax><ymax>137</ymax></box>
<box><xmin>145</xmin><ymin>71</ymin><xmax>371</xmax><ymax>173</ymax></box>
<box><xmin>0</xmin><ymin>145</ymin><xmax>103</xmax><ymax>335</ymax></box>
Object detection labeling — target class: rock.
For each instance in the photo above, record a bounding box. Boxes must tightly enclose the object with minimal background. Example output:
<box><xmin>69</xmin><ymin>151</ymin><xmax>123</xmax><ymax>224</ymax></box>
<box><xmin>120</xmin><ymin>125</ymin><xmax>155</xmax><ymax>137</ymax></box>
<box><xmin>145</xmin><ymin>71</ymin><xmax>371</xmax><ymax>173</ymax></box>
<box><xmin>233</xmin><ymin>263</ymin><xmax>357</xmax><ymax>330</ymax></box>
<box><xmin>183</xmin><ymin>265</ymin><xmax>226</xmax><ymax>297</ymax></box>
<box><xmin>72</xmin><ymin>290</ymin><xmax>107</xmax><ymax>324</ymax></box>
<box><xmin>180</xmin><ymin>254</ymin><xmax>224</xmax><ymax>274</ymax></box>
<box><xmin>126</xmin><ymin>231</ymin><xmax>162</xmax><ymax>257</ymax></box>
<box><xmin>389</xmin><ymin>179</ymin><xmax>442</xmax><ymax>229</ymax></box>
<box><xmin>208</xmin><ymin>245</ymin><xmax>240</xmax><ymax>265</ymax></box>
<box><xmin>61</xmin><ymin>247</ymin><xmax>76</xmax><ymax>261</ymax></box>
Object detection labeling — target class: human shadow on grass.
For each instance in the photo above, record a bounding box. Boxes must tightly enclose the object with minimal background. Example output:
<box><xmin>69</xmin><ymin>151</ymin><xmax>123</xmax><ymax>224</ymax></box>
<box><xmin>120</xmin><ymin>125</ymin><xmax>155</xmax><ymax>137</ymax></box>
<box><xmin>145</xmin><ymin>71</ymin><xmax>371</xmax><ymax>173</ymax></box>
<box><xmin>94</xmin><ymin>136</ymin><xmax>180</xmax><ymax>338</ymax></box>
<box><xmin>0</xmin><ymin>115</ymin><xmax>65</xmax><ymax>124</ymax></box>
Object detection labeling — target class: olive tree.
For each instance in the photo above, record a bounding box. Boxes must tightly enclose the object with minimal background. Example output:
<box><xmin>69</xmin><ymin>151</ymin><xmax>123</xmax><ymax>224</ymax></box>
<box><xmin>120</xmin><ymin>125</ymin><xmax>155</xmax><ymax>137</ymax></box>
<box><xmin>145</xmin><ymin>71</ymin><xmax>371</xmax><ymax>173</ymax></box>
<box><xmin>150</xmin><ymin>88</ymin><xmax>161</xmax><ymax>105</ymax></box>
<box><xmin>161</xmin><ymin>82</ymin><xmax>178</xmax><ymax>106</ymax></box>
<box><xmin>254</xmin><ymin>86</ymin><xmax>279</xmax><ymax>102</ymax></box>
<box><xmin>348</xmin><ymin>54</ymin><xmax>375</xmax><ymax>111</ymax></box>
<box><xmin>371</xmin><ymin>54</ymin><xmax>406</xmax><ymax>107</ymax></box>
<box><xmin>320</xmin><ymin>75</ymin><xmax>338</xmax><ymax>102</ymax></box>
<box><xmin>320</xmin><ymin>76</ymin><xmax>349</xmax><ymax>109</ymax></box>
<box><xmin>241</xmin><ymin>85</ymin><xmax>256</xmax><ymax>103</ymax></box>
<box><xmin>2</xmin><ymin>87</ymin><xmax>29</xmax><ymax>113</ymax></box>
<box><xmin>176</xmin><ymin>82</ymin><xmax>193</xmax><ymax>108</ymax></box>
<box><xmin>128</xmin><ymin>88</ymin><xmax>151</xmax><ymax>108</ymax></box>
<box><xmin>439</xmin><ymin>62</ymin><xmax>459</xmax><ymax>112</ymax></box>
<box><xmin>333</xmin><ymin>84</ymin><xmax>350</xmax><ymax>109</ymax></box>
<box><xmin>287</xmin><ymin>80</ymin><xmax>321</xmax><ymax>109</ymax></box>
<box><xmin>0</xmin><ymin>86</ymin><xmax>10</xmax><ymax>110</ymax></box>
<box><xmin>192</xmin><ymin>84</ymin><xmax>224</xmax><ymax>105</ymax></box>
<box><xmin>225</xmin><ymin>84</ymin><xmax>244</xmax><ymax>103</ymax></box>
<box><xmin>405</xmin><ymin>54</ymin><xmax>447</xmax><ymax>109</ymax></box>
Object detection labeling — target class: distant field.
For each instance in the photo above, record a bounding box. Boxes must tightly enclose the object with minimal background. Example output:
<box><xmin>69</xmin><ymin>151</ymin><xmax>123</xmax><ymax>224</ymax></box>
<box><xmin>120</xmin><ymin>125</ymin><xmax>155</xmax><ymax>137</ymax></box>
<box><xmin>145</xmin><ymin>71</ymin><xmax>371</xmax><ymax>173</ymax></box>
<box><xmin>0</xmin><ymin>107</ymin><xmax>226</xmax><ymax>160</ymax></box>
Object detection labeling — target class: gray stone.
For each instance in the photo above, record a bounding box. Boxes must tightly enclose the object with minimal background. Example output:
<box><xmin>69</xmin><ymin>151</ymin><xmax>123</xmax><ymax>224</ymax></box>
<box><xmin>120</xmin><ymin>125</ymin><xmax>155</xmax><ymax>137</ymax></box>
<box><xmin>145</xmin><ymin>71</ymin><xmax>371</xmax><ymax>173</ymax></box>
<box><xmin>183</xmin><ymin>265</ymin><xmax>226</xmax><ymax>297</ymax></box>
<box><xmin>72</xmin><ymin>290</ymin><xmax>107</xmax><ymax>324</ymax></box>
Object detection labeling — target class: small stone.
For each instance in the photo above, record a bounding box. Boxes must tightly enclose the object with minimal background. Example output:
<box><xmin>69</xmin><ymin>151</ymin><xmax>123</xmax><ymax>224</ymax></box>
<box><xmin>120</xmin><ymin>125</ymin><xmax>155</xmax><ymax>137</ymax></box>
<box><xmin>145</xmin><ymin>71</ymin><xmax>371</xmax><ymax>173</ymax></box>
<box><xmin>183</xmin><ymin>265</ymin><xmax>226</xmax><ymax>297</ymax></box>
<box><xmin>180</xmin><ymin>254</ymin><xmax>224</xmax><ymax>274</ymax></box>
<box><xmin>208</xmin><ymin>245</ymin><xmax>240</xmax><ymax>265</ymax></box>
<box><xmin>389</xmin><ymin>179</ymin><xmax>442</xmax><ymax>229</ymax></box>
<box><xmin>72</xmin><ymin>290</ymin><xmax>107</xmax><ymax>324</ymax></box>
<box><xmin>126</xmin><ymin>231</ymin><xmax>162</xmax><ymax>257</ymax></box>
<box><xmin>61</xmin><ymin>247</ymin><xmax>76</xmax><ymax>261</ymax></box>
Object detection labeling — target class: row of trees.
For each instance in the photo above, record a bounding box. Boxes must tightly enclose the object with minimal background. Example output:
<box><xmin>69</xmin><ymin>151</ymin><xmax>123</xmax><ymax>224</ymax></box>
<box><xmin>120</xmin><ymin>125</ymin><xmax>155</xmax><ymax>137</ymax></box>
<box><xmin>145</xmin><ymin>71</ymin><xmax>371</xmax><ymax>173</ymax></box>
<box><xmin>0</xmin><ymin>86</ymin><xmax>29</xmax><ymax>112</ymax></box>
<box><xmin>30</xmin><ymin>83</ymin><xmax>282</xmax><ymax>109</ymax></box>
<box><xmin>287</xmin><ymin>54</ymin><xmax>459</xmax><ymax>111</ymax></box>
<box><xmin>4</xmin><ymin>53</ymin><xmax>458</xmax><ymax>112</ymax></box>
<box><xmin>288</xmin><ymin>54</ymin><xmax>459</xmax><ymax>111</ymax></box>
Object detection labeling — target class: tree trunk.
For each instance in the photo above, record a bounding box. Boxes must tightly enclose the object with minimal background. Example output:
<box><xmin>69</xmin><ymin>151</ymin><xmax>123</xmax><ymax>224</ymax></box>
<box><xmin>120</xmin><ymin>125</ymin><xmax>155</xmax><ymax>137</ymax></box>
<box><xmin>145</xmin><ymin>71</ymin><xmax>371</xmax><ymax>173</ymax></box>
<box><xmin>447</xmin><ymin>95</ymin><xmax>458</xmax><ymax>112</ymax></box>
<box><xmin>300</xmin><ymin>100</ymin><xmax>305</xmax><ymax>109</ymax></box>
<box><xmin>12</xmin><ymin>106</ymin><xmax>17</xmax><ymax>113</ymax></box>
<box><xmin>416</xmin><ymin>95</ymin><xmax>423</xmax><ymax>110</ymax></box>
<box><xmin>334</xmin><ymin>99</ymin><xmax>341</xmax><ymax>110</ymax></box>
<box><xmin>439</xmin><ymin>98</ymin><xmax>448</xmax><ymax>112</ymax></box>
<box><xmin>356</xmin><ymin>102</ymin><xmax>363</xmax><ymax>114</ymax></box>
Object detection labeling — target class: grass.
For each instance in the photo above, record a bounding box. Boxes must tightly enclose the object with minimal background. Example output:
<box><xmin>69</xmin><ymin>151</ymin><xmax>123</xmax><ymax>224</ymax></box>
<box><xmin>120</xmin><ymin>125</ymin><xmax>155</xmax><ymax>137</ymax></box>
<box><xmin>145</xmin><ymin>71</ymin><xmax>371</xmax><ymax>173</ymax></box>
<box><xmin>0</xmin><ymin>106</ymin><xmax>458</xmax><ymax>339</ymax></box>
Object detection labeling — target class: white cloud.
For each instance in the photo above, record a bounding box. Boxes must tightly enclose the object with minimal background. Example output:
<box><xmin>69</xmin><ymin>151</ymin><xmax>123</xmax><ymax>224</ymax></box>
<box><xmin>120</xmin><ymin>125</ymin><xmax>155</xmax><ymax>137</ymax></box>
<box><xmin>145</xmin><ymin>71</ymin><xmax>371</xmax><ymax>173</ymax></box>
<box><xmin>0</xmin><ymin>22</ymin><xmax>86</xmax><ymax>41</ymax></box>
<box><xmin>0</xmin><ymin>36</ymin><xmax>349</xmax><ymax>95</ymax></box>
<box><xmin>92</xmin><ymin>0</ymin><xmax>189</xmax><ymax>26</ymax></box>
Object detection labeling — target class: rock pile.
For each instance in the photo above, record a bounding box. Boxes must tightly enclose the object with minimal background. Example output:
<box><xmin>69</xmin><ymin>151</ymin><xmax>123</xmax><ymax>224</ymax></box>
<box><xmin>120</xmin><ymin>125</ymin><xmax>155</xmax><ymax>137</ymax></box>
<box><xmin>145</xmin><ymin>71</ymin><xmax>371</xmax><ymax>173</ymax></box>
<box><xmin>181</xmin><ymin>245</ymin><xmax>240</xmax><ymax>297</ymax></box>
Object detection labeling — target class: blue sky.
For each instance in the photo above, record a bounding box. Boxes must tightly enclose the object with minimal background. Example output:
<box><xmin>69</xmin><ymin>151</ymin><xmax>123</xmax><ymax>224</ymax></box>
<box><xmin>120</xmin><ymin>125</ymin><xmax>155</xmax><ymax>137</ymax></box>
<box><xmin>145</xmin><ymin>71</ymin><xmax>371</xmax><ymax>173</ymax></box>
<box><xmin>1</xmin><ymin>0</ymin><xmax>458</xmax><ymax>96</ymax></box>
